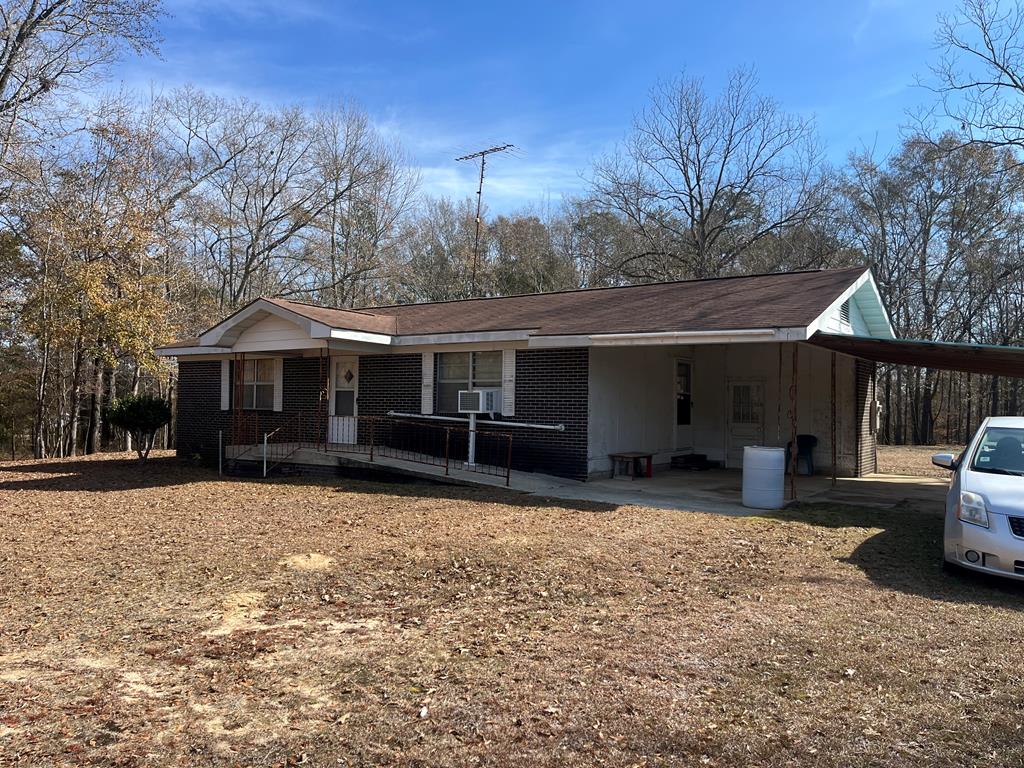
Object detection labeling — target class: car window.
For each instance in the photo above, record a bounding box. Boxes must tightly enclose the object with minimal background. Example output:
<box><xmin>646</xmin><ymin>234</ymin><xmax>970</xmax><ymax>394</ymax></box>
<box><xmin>970</xmin><ymin>427</ymin><xmax>1024</xmax><ymax>475</ymax></box>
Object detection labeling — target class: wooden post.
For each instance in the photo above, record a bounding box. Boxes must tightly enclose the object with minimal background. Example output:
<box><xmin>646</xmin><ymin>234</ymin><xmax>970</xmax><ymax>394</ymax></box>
<box><xmin>789</xmin><ymin>344</ymin><xmax>798</xmax><ymax>501</ymax></box>
<box><xmin>831</xmin><ymin>352</ymin><xmax>837</xmax><ymax>488</ymax></box>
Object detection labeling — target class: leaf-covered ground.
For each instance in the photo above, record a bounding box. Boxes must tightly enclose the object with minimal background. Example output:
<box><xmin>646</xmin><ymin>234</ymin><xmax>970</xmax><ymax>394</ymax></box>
<box><xmin>877</xmin><ymin>445</ymin><xmax>963</xmax><ymax>479</ymax></box>
<box><xmin>2</xmin><ymin>452</ymin><xmax>1023</xmax><ymax>767</ymax></box>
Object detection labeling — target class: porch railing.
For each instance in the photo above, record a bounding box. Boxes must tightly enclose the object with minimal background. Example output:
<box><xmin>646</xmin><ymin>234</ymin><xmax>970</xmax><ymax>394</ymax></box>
<box><xmin>226</xmin><ymin>410</ymin><xmax>513</xmax><ymax>485</ymax></box>
<box><xmin>261</xmin><ymin>411</ymin><xmax>329</xmax><ymax>476</ymax></box>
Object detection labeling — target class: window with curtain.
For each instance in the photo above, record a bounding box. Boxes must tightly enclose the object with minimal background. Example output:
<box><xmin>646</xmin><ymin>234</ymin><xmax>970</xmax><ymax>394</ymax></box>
<box><xmin>436</xmin><ymin>351</ymin><xmax>502</xmax><ymax>413</ymax></box>
<box><xmin>243</xmin><ymin>359</ymin><xmax>275</xmax><ymax>410</ymax></box>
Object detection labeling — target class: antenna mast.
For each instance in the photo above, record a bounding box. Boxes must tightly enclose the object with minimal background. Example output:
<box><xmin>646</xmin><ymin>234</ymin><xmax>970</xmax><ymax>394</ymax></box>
<box><xmin>456</xmin><ymin>143</ymin><xmax>514</xmax><ymax>294</ymax></box>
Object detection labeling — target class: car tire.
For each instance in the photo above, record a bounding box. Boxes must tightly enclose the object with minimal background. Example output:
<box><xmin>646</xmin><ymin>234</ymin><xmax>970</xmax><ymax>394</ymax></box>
<box><xmin>942</xmin><ymin>558</ymin><xmax>966</xmax><ymax>577</ymax></box>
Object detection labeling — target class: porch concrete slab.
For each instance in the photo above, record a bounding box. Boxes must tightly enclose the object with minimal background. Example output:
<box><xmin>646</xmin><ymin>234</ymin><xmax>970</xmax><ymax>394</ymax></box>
<box><xmin>524</xmin><ymin>468</ymin><xmax>949</xmax><ymax>516</ymax></box>
<box><xmin>231</xmin><ymin>443</ymin><xmax>948</xmax><ymax>517</ymax></box>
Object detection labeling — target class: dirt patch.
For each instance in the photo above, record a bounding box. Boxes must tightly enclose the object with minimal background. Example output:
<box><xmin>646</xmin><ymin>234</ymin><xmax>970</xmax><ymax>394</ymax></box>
<box><xmin>2</xmin><ymin>452</ymin><xmax>1024</xmax><ymax>766</ymax></box>
<box><xmin>278</xmin><ymin>552</ymin><xmax>335</xmax><ymax>571</ymax></box>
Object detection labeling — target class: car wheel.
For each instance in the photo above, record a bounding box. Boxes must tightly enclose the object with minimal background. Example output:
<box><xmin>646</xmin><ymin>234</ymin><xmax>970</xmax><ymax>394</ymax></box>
<box><xmin>942</xmin><ymin>558</ymin><xmax>965</xmax><ymax>577</ymax></box>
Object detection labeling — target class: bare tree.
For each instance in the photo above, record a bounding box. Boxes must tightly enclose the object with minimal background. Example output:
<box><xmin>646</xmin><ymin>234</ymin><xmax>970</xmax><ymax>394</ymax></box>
<box><xmin>303</xmin><ymin>105</ymin><xmax>417</xmax><ymax>308</ymax></box>
<box><xmin>0</xmin><ymin>0</ymin><xmax>162</xmax><ymax>156</ymax></box>
<box><xmin>590</xmin><ymin>67</ymin><xmax>827</xmax><ymax>279</ymax></box>
<box><xmin>932</xmin><ymin>0</ymin><xmax>1024</xmax><ymax>151</ymax></box>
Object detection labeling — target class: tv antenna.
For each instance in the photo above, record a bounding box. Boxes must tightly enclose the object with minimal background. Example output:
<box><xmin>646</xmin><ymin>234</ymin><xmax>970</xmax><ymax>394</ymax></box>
<box><xmin>456</xmin><ymin>143</ymin><xmax>514</xmax><ymax>294</ymax></box>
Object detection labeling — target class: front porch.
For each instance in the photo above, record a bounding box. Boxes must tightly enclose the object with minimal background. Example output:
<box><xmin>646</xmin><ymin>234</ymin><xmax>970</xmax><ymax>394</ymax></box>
<box><xmin>220</xmin><ymin>421</ymin><xmax>947</xmax><ymax>516</ymax></box>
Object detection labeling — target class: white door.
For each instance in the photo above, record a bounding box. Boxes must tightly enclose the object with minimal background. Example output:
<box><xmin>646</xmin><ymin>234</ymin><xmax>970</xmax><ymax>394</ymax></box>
<box><xmin>727</xmin><ymin>379</ymin><xmax>765</xmax><ymax>467</ymax></box>
<box><xmin>328</xmin><ymin>357</ymin><xmax>358</xmax><ymax>444</ymax></box>
<box><xmin>675</xmin><ymin>359</ymin><xmax>693</xmax><ymax>451</ymax></box>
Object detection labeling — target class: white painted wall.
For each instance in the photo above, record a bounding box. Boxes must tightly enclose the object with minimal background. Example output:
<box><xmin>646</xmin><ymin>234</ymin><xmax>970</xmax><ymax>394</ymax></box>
<box><xmin>587</xmin><ymin>342</ymin><xmax>859</xmax><ymax>476</ymax></box>
<box><xmin>587</xmin><ymin>346</ymin><xmax>683</xmax><ymax>474</ymax></box>
<box><xmin>232</xmin><ymin>315</ymin><xmax>326</xmax><ymax>353</ymax></box>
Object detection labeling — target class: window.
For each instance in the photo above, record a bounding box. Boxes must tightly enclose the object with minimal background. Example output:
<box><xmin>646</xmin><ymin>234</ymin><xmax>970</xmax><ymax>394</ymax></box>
<box><xmin>675</xmin><ymin>360</ymin><xmax>692</xmax><ymax>426</ymax></box>
<box><xmin>970</xmin><ymin>427</ymin><xmax>1024</xmax><ymax>475</ymax></box>
<box><xmin>436</xmin><ymin>351</ymin><xmax>502</xmax><ymax>413</ymax></box>
<box><xmin>334</xmin><ymin>360</ymin><xmax>356</xmax><ymax>417</ymax></box>
<box><xmin>242</xmin><ymin>359</ymin><xmax>275</xmax><ymax>410</ymax></box>
<box><xmin>731</xmin><ymin>384</ymin><xmax>758</xmax><ymax>425</ymax></box>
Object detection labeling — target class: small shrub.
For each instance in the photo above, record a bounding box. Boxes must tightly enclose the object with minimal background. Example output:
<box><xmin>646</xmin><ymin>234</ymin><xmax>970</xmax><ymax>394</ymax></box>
<box><xmin>107</xmin><ymin>394</ymin><xmax>172</xmax><ymax>464</ymax></box>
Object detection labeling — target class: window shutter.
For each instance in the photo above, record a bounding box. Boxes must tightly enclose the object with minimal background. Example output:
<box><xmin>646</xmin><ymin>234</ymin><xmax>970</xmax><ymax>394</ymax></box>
<box><xmin>220</xmin><ymin>360</ymin><xmax>230</xmax><ymax>410</ymax></box>
<box><xmin>273</xmin><ymin>358</ymin><xmax>284</xmax><ymax>412</ymax></box>
<box><xmin>501</xmin><ymin>349</ymin><xmax>516</xmax><ymax>417</ymax></box>
<box><xmin>421</xmin><ymin>352</ymin><xmax>434</xmax><ymax>414</ymax></box>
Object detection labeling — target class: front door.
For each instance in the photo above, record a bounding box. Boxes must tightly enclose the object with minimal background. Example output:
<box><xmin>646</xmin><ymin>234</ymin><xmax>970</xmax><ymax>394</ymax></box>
<box><xmin>328</xmin><ymin>357</ymin><xmax>358</xmax><ymax>444</ymax></box>
<box><xmin>675</xmin><ymin>359</ymin><xmax>693</xmax><ymax>451</ymax></box>
<box><xmin>727</xmin><ymin>379</ymin><xmax>765</xmax><ymax>467</ymax></box>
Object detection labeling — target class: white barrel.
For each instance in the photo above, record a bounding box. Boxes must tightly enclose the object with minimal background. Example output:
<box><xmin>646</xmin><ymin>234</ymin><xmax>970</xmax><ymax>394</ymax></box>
<box><xmin>742</xmin><ymin>446</ymin><xmax>786</xmax><ymax>510</ymax></box>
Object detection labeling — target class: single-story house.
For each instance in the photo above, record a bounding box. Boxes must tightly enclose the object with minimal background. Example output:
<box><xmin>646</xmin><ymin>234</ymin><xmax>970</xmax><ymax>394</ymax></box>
<box><xmin>157</xmin><ymin>266</ymin><xmax>1024</xmax><ymax>483</ymax></box>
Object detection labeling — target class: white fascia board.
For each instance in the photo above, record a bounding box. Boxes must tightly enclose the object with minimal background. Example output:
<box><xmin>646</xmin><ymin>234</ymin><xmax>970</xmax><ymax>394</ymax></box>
<box><xmin>528</xmin><ymin>328</ymin><xmax>806</xmax><ymax>348</ymax></box>
<box><xmin>156</xmin><ymin>347</ymin><xmax>232</xmax><ymax>358</ymax></box>
<box><xmin>328</xmin><ymin>328</ymin><xmax>393</xmax><ymax>346</ymax></box>
<box><xmin>589</xmin><ymin>328</ymin><xmax>792</xmax><ymax>346</ymax></box>
<box><xmin>393</xmin><ymin>330</ymin><xmax>533</xmax><ymax>346</ymax></box>
<box><xmin>231</xmin><ymin>338</ymin><xmax>329</xmax><ymax>353</ymax></box>
<box><xmin>806</xmin><ymin>269</ymin><xmax>895</xmax><ymax>340</ymax></box>
<box><xmin>527</xmin><ymin>335</ymin><xmax>594</xmax><ymax>349</ymax></box>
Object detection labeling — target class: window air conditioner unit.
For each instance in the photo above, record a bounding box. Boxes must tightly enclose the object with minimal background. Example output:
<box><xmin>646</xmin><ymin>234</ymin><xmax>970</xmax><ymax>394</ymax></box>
<box><xmin>458</xmin><ymin>388</ymin><xmax>502</xmax><ymax>414</ymax></box>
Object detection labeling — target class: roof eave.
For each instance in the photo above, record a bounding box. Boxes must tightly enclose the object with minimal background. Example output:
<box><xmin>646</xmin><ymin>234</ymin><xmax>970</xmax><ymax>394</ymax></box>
<box><xmin>528</xmin><ymin>327</ymin><xmax>811</xmax><ymax>348</ymax></box>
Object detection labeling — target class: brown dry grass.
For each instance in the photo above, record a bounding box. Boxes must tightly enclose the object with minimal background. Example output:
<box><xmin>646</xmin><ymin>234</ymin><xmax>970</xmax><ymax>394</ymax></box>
<box><xmin>2</xmin><ymin>452</ymin><xmax>1023</xmax><ymax>767</ymax></box>
<box><xmin>877</xmin><ymin>444</ymin><xmax>963</xmax><ymax>479</ymax></box>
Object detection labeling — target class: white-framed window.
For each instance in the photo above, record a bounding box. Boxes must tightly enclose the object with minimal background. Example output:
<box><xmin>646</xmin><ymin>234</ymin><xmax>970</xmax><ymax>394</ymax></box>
<box><xmin>436</xmin><ymin>351</ymin><xmax>501</xmax><ymax>413</ymax></box>
<box><xmin>242</xmin><ymin>359</ymin><xmax>275</xmax><ymax>410</ymax></box>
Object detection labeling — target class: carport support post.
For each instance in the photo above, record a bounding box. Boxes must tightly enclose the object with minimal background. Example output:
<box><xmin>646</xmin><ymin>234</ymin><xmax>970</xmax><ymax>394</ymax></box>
<box><xmin>831</xmin><ymin>352</ymin><xmax>837</xmax><ymax>488</ymax></box>
<box><xmin>790</xmin><ymin>344</ymin><xmax>798</xmax><ymax>501</ymax></box>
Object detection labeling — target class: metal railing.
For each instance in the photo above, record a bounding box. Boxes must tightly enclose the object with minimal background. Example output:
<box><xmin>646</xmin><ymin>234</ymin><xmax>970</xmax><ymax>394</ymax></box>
<box><xmin>365</xmin><ymin>416</ymin><xmax>513</xmax><ymax>485</ymax></box>
<box><xmin>225</xmin><ymin>411</ymin><xmax>513</xmax><ymax>485</ymax></box>
<box><xmin>261</xmin><ymin>411</ymin><xmax>328</xmax><ymax>476</ymax></box>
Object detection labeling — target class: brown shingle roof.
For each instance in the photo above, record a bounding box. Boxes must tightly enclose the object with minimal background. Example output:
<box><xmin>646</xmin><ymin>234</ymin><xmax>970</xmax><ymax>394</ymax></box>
<box><xmin>263</xmin><ymin>297</ymin><xmax>398</xmax><ymax>334</ymax></box>
<box><xmin>162</xmin><ymin>267</ymin><xmax>868</xmax><ymax>349</ymax></box>
<box><xmin>366</xmin><ymin>267</ymin><xmax>867</xmax><ymax>336</ymax></box>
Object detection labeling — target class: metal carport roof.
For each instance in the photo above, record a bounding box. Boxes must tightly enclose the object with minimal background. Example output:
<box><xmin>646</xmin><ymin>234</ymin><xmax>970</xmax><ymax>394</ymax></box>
<box><xmin>808</xmin><ymin>333</ymin><xmax>1024</xmax><ymax>377</ymax></box>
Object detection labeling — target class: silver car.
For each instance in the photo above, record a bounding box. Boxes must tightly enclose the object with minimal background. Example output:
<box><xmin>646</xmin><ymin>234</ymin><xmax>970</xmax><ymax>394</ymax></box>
<box><xmin>933</xmin><ymin>416</ymin><xmax>1024</xmax><ymax>580</ymax></box>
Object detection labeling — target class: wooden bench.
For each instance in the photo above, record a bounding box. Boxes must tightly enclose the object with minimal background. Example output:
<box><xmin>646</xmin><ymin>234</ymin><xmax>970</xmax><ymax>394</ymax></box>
<box><xmin>608</xmin><ymin>451</ymin><xmax>654</xmax><ymax>479</ymax></box>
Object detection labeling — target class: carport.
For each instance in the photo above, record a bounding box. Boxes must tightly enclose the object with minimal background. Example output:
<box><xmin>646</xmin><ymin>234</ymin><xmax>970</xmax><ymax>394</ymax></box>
<box><xmin>808</xmin><ymin>333</ymin><xmax>1024</xmax><ymax>378</ymax></box>
<box><xmin>802</xmin><ymin>331</ymin><xmax>1024</xmax><ymax>495</ymax></box>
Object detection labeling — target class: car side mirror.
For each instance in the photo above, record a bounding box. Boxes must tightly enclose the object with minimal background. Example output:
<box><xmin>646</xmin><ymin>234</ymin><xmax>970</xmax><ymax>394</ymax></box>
<box><xmin>931</xmin><ymin>453</ymin><xmax>957</xmax><ymax>471</ymax></box>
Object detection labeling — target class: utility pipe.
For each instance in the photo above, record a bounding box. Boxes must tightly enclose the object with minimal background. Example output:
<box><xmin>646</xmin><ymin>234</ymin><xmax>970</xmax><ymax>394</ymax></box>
<box><xmin>386</xmin><ymin>411</ymin><xmax>565</xmax><ymax>432</ymax></box>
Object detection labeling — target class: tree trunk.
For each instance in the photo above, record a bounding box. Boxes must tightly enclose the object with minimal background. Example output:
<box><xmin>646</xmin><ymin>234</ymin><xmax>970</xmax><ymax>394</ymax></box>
<box><xmin>101</xmin><ymin>366</ymin><xmax>116</xmax><ymax>450</ymax></box>
<box><xmin>85</xmin><ymin>356</ymin><xmax>103</xmax><ymax>455</ymax></box>
<box><xmin>33</xmin><ymin>340</ymin><xmax>49</xmax><ymax>459</ymax></box>
<box><xmin>66</xmin><ymin>342</ymin><xmax>85</xmax><ymax>457</ymax></box>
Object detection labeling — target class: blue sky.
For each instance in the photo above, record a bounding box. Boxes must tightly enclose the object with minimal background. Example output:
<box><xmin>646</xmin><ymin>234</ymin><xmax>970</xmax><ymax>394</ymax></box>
<box><xmin>113</xmin><ymin>0</ymin><xmax>959</xmax><ymax>213</ymax></box>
